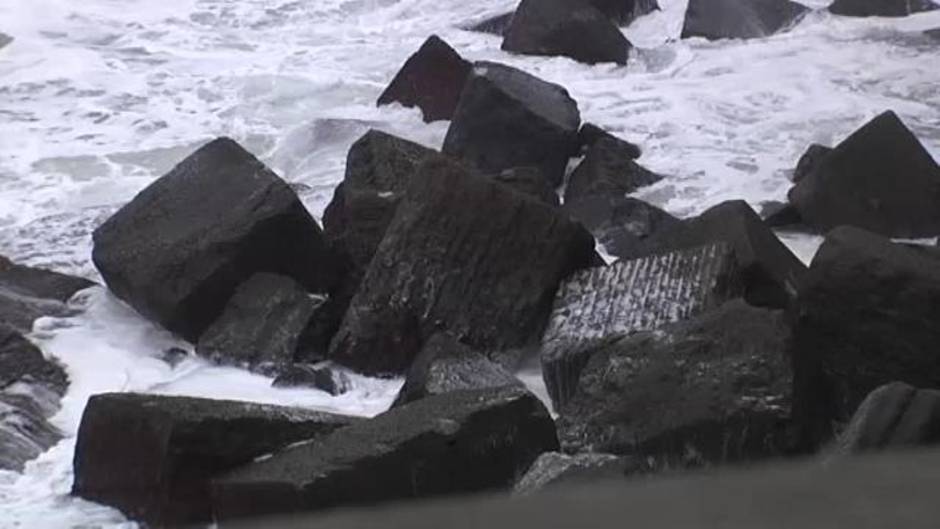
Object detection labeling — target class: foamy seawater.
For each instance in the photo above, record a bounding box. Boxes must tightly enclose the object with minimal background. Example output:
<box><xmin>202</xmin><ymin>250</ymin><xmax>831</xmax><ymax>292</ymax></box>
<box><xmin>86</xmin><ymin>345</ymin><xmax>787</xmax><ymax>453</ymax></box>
<box><xmin>1</xmin><ymin>0</ymin><xmax>939</xmax><ymax>526</ymax></box>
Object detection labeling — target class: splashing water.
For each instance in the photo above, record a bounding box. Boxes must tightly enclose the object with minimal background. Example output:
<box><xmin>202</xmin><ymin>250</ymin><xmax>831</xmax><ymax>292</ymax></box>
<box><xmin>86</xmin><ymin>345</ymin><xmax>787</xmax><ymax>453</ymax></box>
<box><xmin>1</xmin><ymin>0</ymin><xmax>939</xmax><ymax>526</ymax></box>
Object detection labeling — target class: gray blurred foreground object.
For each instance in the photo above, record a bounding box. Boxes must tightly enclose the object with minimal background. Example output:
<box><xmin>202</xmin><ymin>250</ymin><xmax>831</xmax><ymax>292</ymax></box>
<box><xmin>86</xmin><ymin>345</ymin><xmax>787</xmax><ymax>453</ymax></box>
<box><xmin>225</xmin><ymin>447</ymin><xmax>940</xmax><ymax>529</ymax></box>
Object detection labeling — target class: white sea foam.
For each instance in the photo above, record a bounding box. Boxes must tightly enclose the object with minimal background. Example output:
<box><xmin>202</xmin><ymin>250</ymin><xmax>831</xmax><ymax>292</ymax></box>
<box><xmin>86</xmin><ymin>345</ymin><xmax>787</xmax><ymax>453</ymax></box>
<box><xmin>0</xmin><ymin>0</ymin><xmax>939</xmax><ymax>526</ymax></box>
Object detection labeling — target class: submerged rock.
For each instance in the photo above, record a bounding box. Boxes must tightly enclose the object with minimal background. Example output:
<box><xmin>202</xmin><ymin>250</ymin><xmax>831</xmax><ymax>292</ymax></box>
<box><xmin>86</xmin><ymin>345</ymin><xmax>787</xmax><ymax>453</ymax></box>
<box><xmin>788</xmin><ymin>111</ymin><xmax>940</xmax><ymax>238</ymax></box>
<box><xmin>392</xmin><ymin>333</ymin><xmax>522</xmax><ymax>407</ymax></box>
<box><xmin>791</xmin><ymin>227</ymin><xmax>940</xmax><ymax>448</ymax></box>
<box><xmin>557</xmin><ymin>299</ymin><xmax>792</xmax><ymax>464</ymax></box>
<box><xmin>566</xmin><ymin>137</ymin><xmax>661</xmax><ymax>203</ymax></box>
<box><xmin>829</xmin><ymin>0</ymin><xmax>938</xmax><ymax>17</ymax></box>
<box><xmin>833</xmin><ymin>382</ymin><xmax>940</xmax><ymax>455</ymax></box>
<box><xmin>72</xmin><ymin>393</ymin><xmax>357</xmax><ymax>527</ymax></box>
<box><xmin>329</xmin><ymin>157</ymin><xmax>596</xmax><ymax>375</ymax></box>
<box><xmin>443</xmin><ymin>61</ymin><xmax>581</xmax><ymax>187</ymax></box>
<box><xmin>513</xmin><ymin>452</ymin><xmax>635</xmax><ymax>495</ymax></box>
<box><xmin>576</xmin><ymin>123</ymin><xmax>642</xmax><ymax>159</ymax></box>
<box><xmin>92</xmin><ymin>138</ymin><xmax>335</xmax><ymax>341</ymax></box>
<box><xmin>377</xmin><ymin>35</ymin><xmax>472</xmax><ymax>122</ymax></box>
<box><xmin>0</xmin><ymin>33</ymin><xmax>10</xmax><ymax>50</ymax></box>
<box><xmin>0</xmin><ymin>324</ymin><xmax>68</xmax><ymax>471</ymax></box>
<box><xmin>464</xmin><ymin>12</ymin><xmax>515</xmax><ymax>35</ymax></box>
<box><xmin>211</xmin><ymin>387</ymin><xmax>558</xmax><ymax>523</ymax></box>
<box><xmin>272</xmin><ymin>364</ymin><xmax>351</xmax><ymax>395</ymax></box>
<box><xmin>541</xmin><ymin>243</ymin><xmax>744</xmax><ymax>409</ymax></box>
<box><xmin>0</xmin><ymin>255</ymin><xmax>95</xmax><ymax>333</ymax></box>
<box><xmin>502</xmin><ymin>0</ymin><xmax>632</xmax><ymax>65</ymax></box>
<box><xmin>681</xmin><ymin>0</ymin><xmax>810</xmax><ymax>40</ymax></box>
<box><xmin>196</xmin><ymin>273</ymin><xmax>321</xmax><ymax>374</ymax></box>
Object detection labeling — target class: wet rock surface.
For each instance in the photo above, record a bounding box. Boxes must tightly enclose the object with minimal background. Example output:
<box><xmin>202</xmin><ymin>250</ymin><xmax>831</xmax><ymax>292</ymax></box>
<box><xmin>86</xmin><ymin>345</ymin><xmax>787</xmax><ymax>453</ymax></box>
<box><xmin>787</xmin><ymin>111</ymin><xmax>940</xmax><ymax>238</ymax></box>
<box><xmin>392</xmin><ymin>332</ymin><xmax>522</xmax><ymax>407</ymax></box>
<box><xmin>92</xmin><ymin>138</ymin><xmax>335</xmax><ymax>341</ymax></box>
<box><xmin>791</xmin><ymin>227</ymin><xmax>940</xmax><ymax>448</ymax></box>
<box><xmin>443</xmin><ymin>61</ymin><xmax>581</xmax><ymax>187</ymax></box>
<box><xmin>682</xmin><ymin>0</ymin><xmax>810</xmax><ymax>40</ymax></box>
<box><xmin>557</xmin><ymin>299</ymin><xmax>793</xmax><ymax>465</ymax></box>
<box><xmin>329</xmin><ymin>157</ymin><xmax>596</xmax><ymax>375</ymax></box>
<box><xmin>211</xmin><ymin>386</ymin><xmax>558</xmax><ymax>523</ymax></box>
<box><xmin>502</xmin><ymin>0</ymin><xmax>632</xmax><ymax>65</ymax></box>
<box><xmin>72</xmin><ymin>393</ymin><xmax>357</xmax><ymax>527</ymax></box>
<box><xmin>541</xmin><ymin>243</ymin><xmax>744</xmax><ymax>409</ymax></box>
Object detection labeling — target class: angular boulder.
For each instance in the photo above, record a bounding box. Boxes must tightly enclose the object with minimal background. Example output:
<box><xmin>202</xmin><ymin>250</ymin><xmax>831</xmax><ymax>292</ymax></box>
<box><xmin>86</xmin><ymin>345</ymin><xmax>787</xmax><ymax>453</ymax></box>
<box><xmin>513</xmin><ymin>452</ymin><xmax>635</xmax><ymax>495</ymax></box>
<box><xmin>790</xmin><ymin>227</ymin><xmax>940</xmax><ymax>448</ymax></box>
<box><xmin>681</xmin><ymin>0</ymin><xmax>810</xmax><ymax>40</ymax></box>
<box><xmin>195</xmin><ymin>273</ymin><xmax>321</xmax><ymax>374</ymax></box>
<box><xmin>72</xmin><ymin>393</ymin><xmax>357</xmax><ymax>527</ymax></box>
<box><xmin>330</xmin><ymin>157</ymin><xmax>597</xmax><ymax>375</ymax></box>
<box><xmin>788</xmin><ymin>111</ymin><xmax>940</xmax><ymax>238</ymax></box>
<box><xmin>92</xmin><ymin>138</ymin><xmax>335</xmax><ymax>341</ymax></box>
<box><xmin>829</xmin><ymin>0</ymin><xmax>938</xmax><ymax>17</ymax></box>
<box><xmin>624</xmin><ymin>200</ymin><xmax>807</xmax><ymax>308</ymax></box>
<box><xmin>576</xmin><ymin>123</ymin><xmax>642</xmax><ymax>159</ymax></box>
<box><xmin>272</xmin><ymin>364</ymin><xmax>351</xmax><ymax>395</ymax></box>
<box><xmin>565</xmin><ymin>196</ymin><xmax>680</xmax><ymax>258</ymax></box>
<box><xmin>443</xmin><ymin>62</ymin><xmax>581</xmax><ymax>187</ymax></box>
<box><xmin>392</xmin><ymin>333</ymin><xmax>522</xmax><ymax>407</ymax></box>
<box><xmin>0</xmin><ymin>324</ymin><xmax>68</xmax><ymax>471</ymax></box>
<box><xmin>0</xmin><ymin>255</ymin><xmax>95</xmax><ymax>333</ymax></box>
<box><xmin>323</xmin><ymin>130</ymin><xmax>442</xmax><ymax>285</ymax></box>
<box><xmin>557</xmin><ymin>299</ymin><xmax>793</xmax><ymax>464</ymax></box>
<box><xmin>376</xmin><ymin>35</ymin><xmax>472</xmax><ymax>122</ymax></box>
<box><xmin>833</xmin><ymin>382</ymin><xmax>940</xmax><ymax>455</ymax></box>
<box><xmin>566</xmin><ymin>137</ymin><xmax>663</xmax><ymax>203</ymax></box>
<box><xmin>502</xmin><ymin>0</ymin><xmax>632</xmax><ymax>65</ymax></box>
<box><xmin>541</xmin><ymin>243</ymin><xmax>744</xmax><ymax>409</ymax></box>
<box><xmin>211</xmin><ymin>386</ymin><xmax>558</xmax><ymax>523</ymax></box>
<box><xmin>762</xmin><ymin>202</ymin><xmax>805</xmax><ymax>230</ymax></box>
<box><xmin>792</xmin><ymin>143</ymin><xmax>832</xmax><ymax>184</ymax></box>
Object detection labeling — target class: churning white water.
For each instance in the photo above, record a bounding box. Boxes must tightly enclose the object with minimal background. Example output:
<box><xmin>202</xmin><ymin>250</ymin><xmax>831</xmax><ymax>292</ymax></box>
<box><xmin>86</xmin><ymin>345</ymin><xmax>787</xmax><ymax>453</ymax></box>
<box><xmin>0</xmin><ymin>0</ymin><xmax>939</xmax><ymax>526</ymax></box>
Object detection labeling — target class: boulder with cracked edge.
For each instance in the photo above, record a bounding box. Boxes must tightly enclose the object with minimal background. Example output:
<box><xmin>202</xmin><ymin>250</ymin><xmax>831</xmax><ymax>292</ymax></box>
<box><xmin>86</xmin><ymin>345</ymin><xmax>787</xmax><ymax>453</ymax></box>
<box><xmin>832</xmin><ymin>382</ymin><xmax>940</xmax><ymax>455</ymax></box>
<box><xmin>210</xmin><ymin>386</ymin><xmax>559</xmax><ymax>523</ymax></box>
<box><xmin>71</xmin><ymin>392</ymin><xmax>358</xmax><ymax>528</ymax></box>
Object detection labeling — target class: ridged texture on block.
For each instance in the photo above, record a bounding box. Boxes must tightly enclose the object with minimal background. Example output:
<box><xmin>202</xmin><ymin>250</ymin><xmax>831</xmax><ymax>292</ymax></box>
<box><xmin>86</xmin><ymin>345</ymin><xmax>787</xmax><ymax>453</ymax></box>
<box><xmin>542</xmin><ymin>243</ymin><xmax>742</xmax><ymax>409</ymax></box>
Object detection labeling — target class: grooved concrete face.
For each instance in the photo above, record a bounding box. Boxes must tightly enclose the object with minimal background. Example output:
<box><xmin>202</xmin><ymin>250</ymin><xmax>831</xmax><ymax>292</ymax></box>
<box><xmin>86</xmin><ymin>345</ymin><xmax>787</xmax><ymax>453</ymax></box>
<box><xmin>540</xmin><ymin>243</ymin><xmax>744</xmax><ymax>409</ymax></box>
